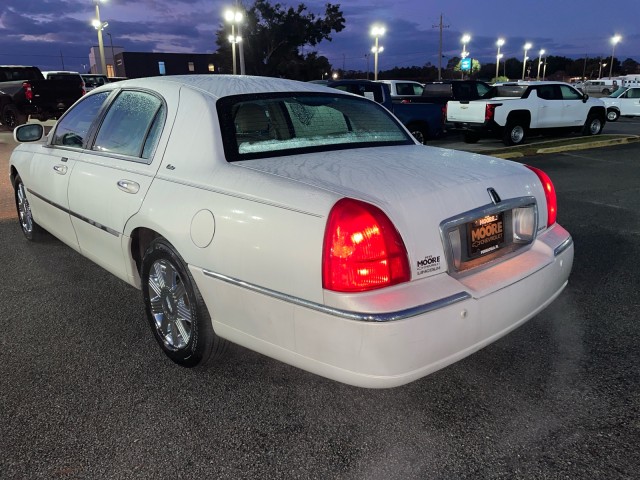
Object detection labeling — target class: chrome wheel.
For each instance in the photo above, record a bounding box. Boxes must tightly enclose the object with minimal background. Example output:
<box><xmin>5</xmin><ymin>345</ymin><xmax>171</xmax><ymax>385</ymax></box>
<box><xmin>16</xmin><ymin>181</ymin><xmax>33</xmax><ymax>235</ymax></box>
<box><xmin>607</xmin><ymin>109</ymin><xmax>619</xmax><ymax>122</ymax></box>
<box><xmin>589</xmin><ymin>118</ymin><xmax>602</xmax><ymax>135</ymax></box>
<box><xmin>411</xmin><ymin>129</ymin><xmax>426</xmax><ymax>144</ymax></box>
<box><xmin>147</xmin><ymin>258</ymin><xmax>192</xmax><ymax>351</ymax></box>
<box><xmin>510</xmin><ymin>125</ymin><xmax>525</xmax><ymax>144</ymax></box>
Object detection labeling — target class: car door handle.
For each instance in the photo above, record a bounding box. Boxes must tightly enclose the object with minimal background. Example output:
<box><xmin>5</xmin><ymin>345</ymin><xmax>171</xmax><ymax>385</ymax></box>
<box><xmin>53</xmin><ymin>165</ymin><xmax>68</xmax><ymax>175</ymax></box>
<box><xmin>117</xmin><ymin>179</ymin><xmax>140</xmax><ymax>194</ymax></box>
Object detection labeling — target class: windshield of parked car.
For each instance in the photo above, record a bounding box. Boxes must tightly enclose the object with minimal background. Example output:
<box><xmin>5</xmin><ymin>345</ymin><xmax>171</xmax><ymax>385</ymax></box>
<box><xmin>608</xmin><ymin>87</ymin><xmax>628</xmax><ymax>98</ymax></box>
<box><xmin>218</xmin><ymin>93</ymin><xmax>413</xmax><ymax>161</ymax></box>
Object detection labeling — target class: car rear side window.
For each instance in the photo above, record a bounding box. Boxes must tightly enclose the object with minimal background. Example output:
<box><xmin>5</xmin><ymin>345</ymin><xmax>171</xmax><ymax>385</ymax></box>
<box><xmin>219</xmin><ymin>93</ymin><xmax>412</xmax><ymax>161</ymax></box>
<box><xmin>93</xmin><ymin>90</ymin><xmax>165</xmax><ymax>161</ymax></box>
<box><xmin>51</xmin><ymin>91</ymin><xmax>110</xmax><ymax>148</ymax></box>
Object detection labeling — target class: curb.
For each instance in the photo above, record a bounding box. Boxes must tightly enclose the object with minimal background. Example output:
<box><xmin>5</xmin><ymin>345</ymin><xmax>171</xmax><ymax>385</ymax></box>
<box><xmin>486</xmin><ymin>135</ymin><xmax>640</xmax><ymax>159</ymax></box>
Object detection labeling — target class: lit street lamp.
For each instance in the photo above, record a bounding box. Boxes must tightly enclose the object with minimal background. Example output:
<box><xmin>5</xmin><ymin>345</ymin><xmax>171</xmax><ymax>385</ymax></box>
<box><xmin>522</xmin><ymin>42</ymin><xmax>532</xmax><ymax>80</ymax></box>
<box><xmin>609</xmin><ymin>35</ymin><xmax>621</xmax><ymax>78</ymax></box>
<box><xmin>536</xmin><ymin>49</ymin><xmax>545</xmax><ymax>80</ymax></box>
<box><xmin>370</xmin><ymin>24</ymin><xmax>385</xmax><ymax>81</ymax></box>
<box><xmin>495</xmin><ymin>38</ymin><xmax>505</xmax><ymax>80</ymax></box>
<box><xmin>92</xmin><ymin>0</ymin><xmax>108</xmax><ymax>75</ymax></box>
<box><xmin>225</xmin><ymin>8</ymin><xmax>243</xmax><ymax>75</ymax></box>
<box><xmin>460</xmin><ymin>34</ymin><xmax>471</xmax><ymax>79</ymax></box>
<box><xmin>598</xmin><ymin>59</ymin><xmax>608</xmax><ymax>79</ymax></box>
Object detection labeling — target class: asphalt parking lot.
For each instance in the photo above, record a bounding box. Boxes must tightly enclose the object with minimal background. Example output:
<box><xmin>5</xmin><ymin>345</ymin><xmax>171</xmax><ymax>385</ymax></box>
<box><xmin>1</xmin><ymin>128</ymin><xmax>639</xmax><ymax>479</ymax></box>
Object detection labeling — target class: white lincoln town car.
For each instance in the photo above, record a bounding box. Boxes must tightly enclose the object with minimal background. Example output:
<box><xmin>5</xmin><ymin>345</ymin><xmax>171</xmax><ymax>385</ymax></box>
<box><xmin>9</xmin><ymin>75</ymin><xmax>573</xmax><ymax>388</ymax></box>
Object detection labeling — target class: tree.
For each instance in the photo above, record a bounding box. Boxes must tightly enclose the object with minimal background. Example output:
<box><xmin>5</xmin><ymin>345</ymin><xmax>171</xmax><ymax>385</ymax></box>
<box><xmin>215</xmin><ymin>0</ymin><xmax>345</xmax><ymax>80</ymax></box>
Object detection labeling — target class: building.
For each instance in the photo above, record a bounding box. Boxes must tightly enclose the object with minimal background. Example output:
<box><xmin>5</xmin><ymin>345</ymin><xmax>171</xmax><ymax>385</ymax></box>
<box><xmin>91</xmin><ymin>51</ymin><xmax>221</xmax><ymax>79</ymax></box>
<box><xmin>89</xmin><ymin>45</ymin><xmax>125</xmax><ymax>76</ymax></box>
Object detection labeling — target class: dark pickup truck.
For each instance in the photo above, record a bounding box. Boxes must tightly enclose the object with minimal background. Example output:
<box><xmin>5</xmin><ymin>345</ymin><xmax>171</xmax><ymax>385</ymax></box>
<box><xmin>397</xmin><ymin>80</ymin><xmax>491</xmax><ymax>105</ymax></box>
<box><xmin>327</xmin><ymin>79</ymin><xmax>444</xmax><ymax>144</ymax></box>
<box><xmin>0</xmin><ymin>66</ymin><xmax>85</xmax><ymax>129</ymax></box>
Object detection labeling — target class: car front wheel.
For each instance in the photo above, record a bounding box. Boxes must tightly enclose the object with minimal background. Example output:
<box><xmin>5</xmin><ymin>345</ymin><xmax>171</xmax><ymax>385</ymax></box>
<box><xmin>582</xmin><ymin>114</ymin><xmax>604</xmax><ymax>136</ymax></box>
<box><xmin>607</xmin><ymin>109</ymin><xmax>619</xmax><ymax>122</ymax></box>
<box><xmin>14</xmin><ymin>175</ymin><xmax>44</xmax><ymax>241</ymax></box>
<box><xmin>408</xmin><ymin>124</ymin><xmax>428</xmax><ymax>145</ymax></box>
<box><xmin>141</xmin><ymin>238</ymin><xmax>228</xmax><ymax>367</ymax></box>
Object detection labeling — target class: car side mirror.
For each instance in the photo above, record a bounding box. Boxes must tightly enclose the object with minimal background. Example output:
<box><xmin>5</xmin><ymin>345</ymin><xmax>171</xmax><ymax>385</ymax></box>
<box><xmin>14</xmin><ymin>123</ymin><xmax>45</xmax><ymax>143</ymax></box>
<box><xmin>582</xmin><ymin>93</ymin><xmax>589</xmax><ymax>103</ymax></box>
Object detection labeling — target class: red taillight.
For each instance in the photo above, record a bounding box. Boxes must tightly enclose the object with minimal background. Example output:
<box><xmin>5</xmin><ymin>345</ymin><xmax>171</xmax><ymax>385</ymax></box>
<box><xmin>22</xmin><ymin>82</ymin><xmax>33</xmax><ymax>101</ymax></box>
<box><xmin>322</xmin><ymin>198</ymin><xmax>410</xmax><ymax>292</ymax></box>
<box><xmin>526</xmin><ymin>165</ymin><xmax>557</xmax><ymax>227</ymax></box>
<box><xmin>81</xmin><ymin>82</ymin><xmax>86</xmax><ymax>96</ymax></box>
<box><xmin>442</xmin><ymin>104</ymin><xmax>447</xmax><ymax>124</ymax></box>
<box><xmin>485</xmin><ymin>104</ymin><xmax>496</xmax><ymax>122</ymax></box>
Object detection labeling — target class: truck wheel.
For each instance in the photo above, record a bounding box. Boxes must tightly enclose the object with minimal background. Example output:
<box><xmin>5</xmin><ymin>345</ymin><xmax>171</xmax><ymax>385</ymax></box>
<box><xmin>2</xmin><ymin>105</ymin><xmax>28</xmax><ymax>130</ymax></box>
<box><xmin>606</xmin><ymin>109</ymin><xmax>619</xmax><ymax>122</ymax></box>
<box><xmin>463</xmin><ymin>132</ymin><xmax>480</xmax><ymax>143</ymax></box>
<box><xmin>582</xmin><ymin>114</ymin><xmax>603</xmax><ymax>136</ymax></box>
<box><xmin>408</xmin><ymin>124</ymin><xmax>428</xmax><ymax>144</ymax></box>
<box><xmin>602</xmin><ymin>88</ymin><xmax>610</xmax><ymax>95</ymax></box>
<box><xmin>502</xmin><ymin>121</ymin><xmax>526</xmax><ymax>146</ymax></box>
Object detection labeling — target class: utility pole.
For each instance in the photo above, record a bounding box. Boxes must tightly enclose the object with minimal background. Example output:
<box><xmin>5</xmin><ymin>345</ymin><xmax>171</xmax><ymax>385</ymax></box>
<box><xmin>60</xmin><ymin>50</ymin><xmax>65</xmax><ymax>70</ymax></box>
<box><xmin>432</xmin><ymin>14</ymin><xmax>449</xmax><ymax>80</ymax></box>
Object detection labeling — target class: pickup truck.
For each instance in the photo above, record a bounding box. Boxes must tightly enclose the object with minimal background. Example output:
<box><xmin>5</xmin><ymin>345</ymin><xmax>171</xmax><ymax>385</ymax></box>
<box><xmin>376</xmin><ymin>80</ymin><xmax>424</xmax><ymax>98</ymax></box>
<box><xmin>602</xmin><ymin>86</ymin><xmax>640</xmax><ymax>121</ymax></box>
<box><xmin>398</xmin><ymin>80</ymin><xmax>491</xmax><ymax>105</ymax></box>
<box><xmin>327</xmin><ymin>79</ymin><xmax>444</xmax><ymax>144</ymax></box>
<box><xmin>446</xmin><ymin>81</ymin><xmax>607</xmax><ymax>145</ymax></box>
<box><xmin>0</xmin><ymin>65</ymin><xmax>85</xmax><ymax>129</ymax></box>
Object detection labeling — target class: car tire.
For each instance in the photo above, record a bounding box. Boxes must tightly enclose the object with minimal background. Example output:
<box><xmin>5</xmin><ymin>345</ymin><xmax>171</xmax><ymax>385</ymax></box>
<box><xmin>606</xmin><ymin>108</ymin><xmax>619</xmax><ymax>122</ymax></box>
<box><xmin>14</xmin><ymin>175</ymin><xmax>44</xmax><ymax>241</ymax></box>
<box><xmin>2</xmin><ymin>104</ymin><xmax>28</xmax><ymax>130</ymax></box>
<box><xmin>408</xmin><ymin>124</ymin><xmax>428</xmax><ymax>144</ymax></box>
<box><xmin>463</xmin><ymin>132</ymin><xmax>480</xmax><ymax>143</ymax></box>
<box><xmin>602</xmin><ymin>88</ymin><xmax>610</xmax><ymax>95</ymax></box>
<box><xmin>141</xmin><ymin>238</ymin><xmax>228</xmax><ymax>367</ymax></box>
<box><xmin>582</xmin><ymin>114</ymin><xmax>604</xmax><ymax>136</ymax></box>
<box><xmin>502</xmin><ymin>120</ymin><xmax>526</xmax><ymax>146</ymax></box>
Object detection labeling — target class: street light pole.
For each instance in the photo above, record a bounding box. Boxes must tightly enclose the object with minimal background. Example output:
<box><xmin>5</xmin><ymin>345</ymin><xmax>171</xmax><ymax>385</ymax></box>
<box><xmin>370</xmin><ymin>25</ymin><xmax>385</xmax><ymax>81</ymax></box>
<box><xmin>522</xmin><ymin>42</ymin><xmax>532</xmax><ymax>80</ymax></box>
<box><xmin>93</xmin><ymin>0</ymin><xmax>107</xmax><ymax>75</ymax></box>
<box><xmin>609</xmin><ymin>35</ymin><xmax>621</xmax><ymax>78</ymax></box>
<box><xmin>536</xmin><ymin>49</ymin><xmax>545</xmax><ymax>80</ymax></box>
<box><xmin>495</xmin><ymin>38</ymin><xmax>505</xmax><ymax>80</ymax></box>
<box><xmin>225</xmin><ymin>9</ymin><xmax>243</xmax><ymax>75</ymax></box>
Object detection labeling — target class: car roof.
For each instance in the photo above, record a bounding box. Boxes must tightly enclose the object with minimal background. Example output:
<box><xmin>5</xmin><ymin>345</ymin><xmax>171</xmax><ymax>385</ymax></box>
<box><xmin>106</xmin><ymin>74</ymin><xmax>332</xmax><ymax>99</ymax></box>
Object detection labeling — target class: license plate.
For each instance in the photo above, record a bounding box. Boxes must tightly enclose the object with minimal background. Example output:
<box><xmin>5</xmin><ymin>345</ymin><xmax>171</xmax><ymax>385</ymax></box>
<box><xmin>467</xmin><ymin>212</ymin><xmax>505</xmax><ymax>258</ymax></box>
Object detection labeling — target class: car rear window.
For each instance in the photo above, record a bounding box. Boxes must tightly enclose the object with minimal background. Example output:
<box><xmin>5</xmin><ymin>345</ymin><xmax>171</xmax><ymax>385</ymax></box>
<box><xmin>218</xmin><ymin>93</ymin><xmax>413</xmax><ymax>161</ymax></box>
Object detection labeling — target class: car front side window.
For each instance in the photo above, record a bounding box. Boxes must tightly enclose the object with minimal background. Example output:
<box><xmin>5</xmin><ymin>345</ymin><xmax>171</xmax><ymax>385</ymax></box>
<box><xmin>93</xmin><ymin>90</ymin><xmax>164</xmax><ymax>161</ymax></box>
<box><xmin>51</xmin><ymin>92</ymin><xmax>110</xmax><ymax>148</ymax></box>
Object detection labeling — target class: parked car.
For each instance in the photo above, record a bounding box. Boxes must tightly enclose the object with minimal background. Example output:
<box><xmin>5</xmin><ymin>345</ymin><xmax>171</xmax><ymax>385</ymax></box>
<box><xmin>81</xmin><ymin>73</ymin><xmax>110</xmax><ymax>91</ymax></box>
<box><xmin>602</xmin><ymin>86</ymin><xmax>640</xmax><ymax>121</ymax></box>
<box><xmin>376</xmin><ymin>80</ymin><xmax>424</xmax><ymax>98</ymax></box>
<box><xmin>327</xmin><ymin>79</ymin><xmax>444</xmax><ymax>143</ymax></box>
<box><xmin>0</xmin><ymin>65</ymin><xmax>85</xmax><ymax>129</ymax></box>
<box><xmin>10</xmin><ymin>75</ymin><xmax>573</xmax><ymax>388</ymax></box>
<box><xmin>446</xmin><ymin>81</ymin><xmax>606</xmax><ymax>145</ymax></box>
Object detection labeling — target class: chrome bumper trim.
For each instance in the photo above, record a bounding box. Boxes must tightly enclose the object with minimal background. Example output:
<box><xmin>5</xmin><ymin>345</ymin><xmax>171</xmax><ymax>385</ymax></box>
<box><xmin>554</xmin><ymin>236</ymin><xmax>573</xmax><ymax>257</ymax></box>
<box><xmin>202</xmin><ymin>270</ymin><xmax>471</xmax><ymax>323</ymax></box>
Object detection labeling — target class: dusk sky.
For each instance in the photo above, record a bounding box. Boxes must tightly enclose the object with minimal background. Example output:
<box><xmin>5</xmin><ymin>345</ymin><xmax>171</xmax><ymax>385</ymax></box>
<box><xmin>1</xmin><ymin>0</ymin><xmax>639</xmax><ymax>74</ymax></box>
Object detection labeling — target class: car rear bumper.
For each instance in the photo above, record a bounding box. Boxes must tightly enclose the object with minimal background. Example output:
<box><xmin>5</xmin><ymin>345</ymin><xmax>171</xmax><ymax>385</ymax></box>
<box><xmin>191</xmin><ymin>224</ymin><xmax>573</xmax><ymax>388</ymax></box>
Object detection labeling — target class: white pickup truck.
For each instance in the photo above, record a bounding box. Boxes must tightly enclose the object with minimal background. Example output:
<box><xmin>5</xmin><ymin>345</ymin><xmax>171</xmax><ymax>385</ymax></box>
<box><xmin>446</xmin><ymin>81</ymin><xmax>607</xmax><ymax>145</ymax></box>
<box><xmin>602</xmin><ymin>86</ymin><xmax>640</xmax><ymax>121</ymax></box>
